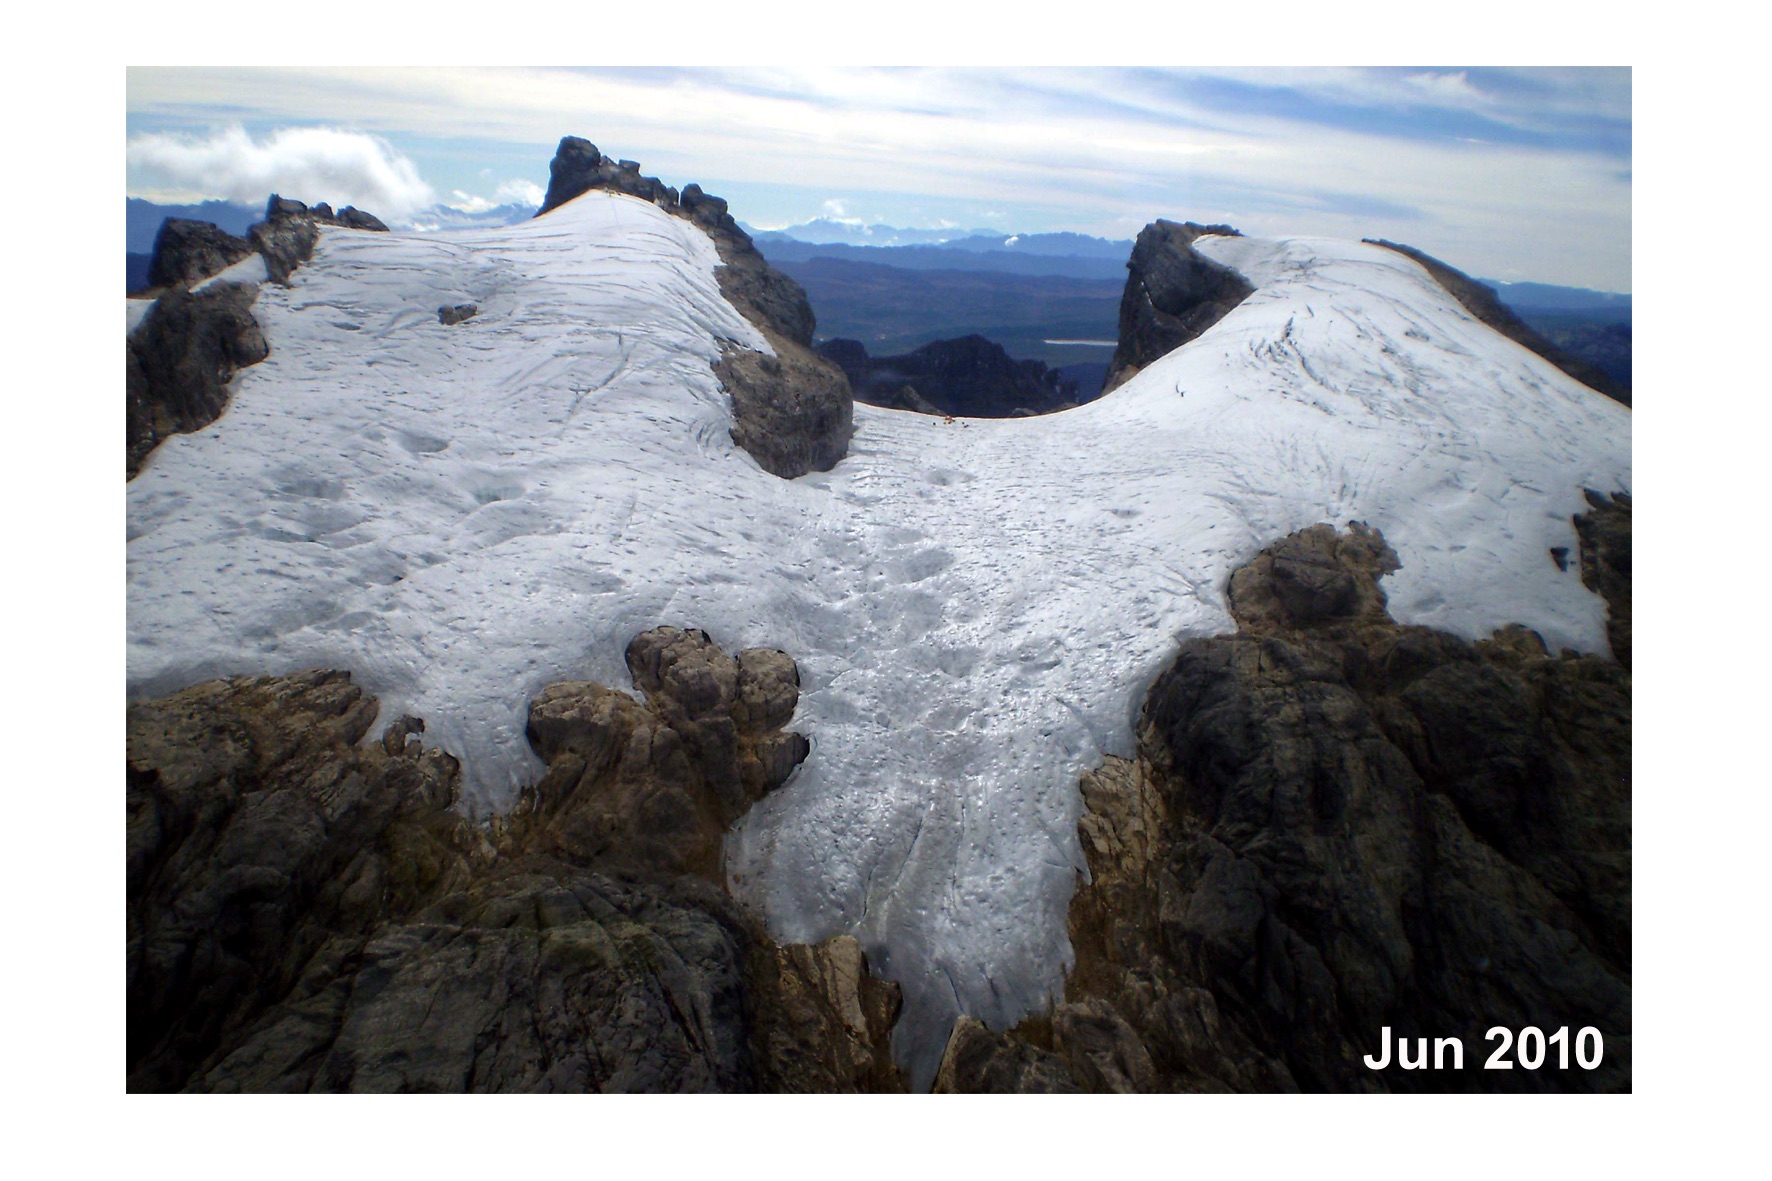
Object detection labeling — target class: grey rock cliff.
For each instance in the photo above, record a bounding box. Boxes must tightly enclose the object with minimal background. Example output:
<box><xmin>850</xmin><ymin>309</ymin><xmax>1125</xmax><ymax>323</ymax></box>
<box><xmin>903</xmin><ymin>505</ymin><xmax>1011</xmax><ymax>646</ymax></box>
<box><xmin>1104</xmin><ymin>219</ymin><xmax>1253</xmax><ymax>393</ymax></box>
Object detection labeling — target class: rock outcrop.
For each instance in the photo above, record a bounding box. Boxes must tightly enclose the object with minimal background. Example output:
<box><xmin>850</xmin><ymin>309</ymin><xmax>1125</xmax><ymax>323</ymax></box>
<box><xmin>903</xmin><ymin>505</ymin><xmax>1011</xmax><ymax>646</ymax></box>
<box><xmin>1103</xmin><ymin>220</ymin><xmax>1253</xmax><ymax>394</ymax></box>
<box><xmin>534</xmin><ymin>136</ymin><xmax>852</xmax><ymax>478</ymax></box>
<box><xmin>127</xmin><ymin>195</ymin><xmax>392</xmax><ymax>477</ymax></box>
<box><xmin>936</xmin><ymin>507</ymin><xmax>1632</xmax><ymax>1092</ymax></box>
<box><xmin>146</xmin><ymin>219</ymin><xmax>255</xmax><ymax>290</ymax></box>
<box><xmin>127</xmin><ymin>628</ymin><xmax>904</xmax><ymax>1092</ymax></box>
<box><xmin>1365</xmin><ymin>239</ymin><xmax>1631</xmax><ymax>407</ymax></box>
<box><xmin>1575</xmin><ymin>490</ymin><xmax>1631</xmax><ymax>667</ymax></box>
<box><xmin>126</xmin><ymin>283</ymin><xmax>269</xmax><ymax>477</ymax></box>
<box><xmin>818</xmin><ymin>334</ymin><xmax>1081</xmax><ymax>418</ymax></box>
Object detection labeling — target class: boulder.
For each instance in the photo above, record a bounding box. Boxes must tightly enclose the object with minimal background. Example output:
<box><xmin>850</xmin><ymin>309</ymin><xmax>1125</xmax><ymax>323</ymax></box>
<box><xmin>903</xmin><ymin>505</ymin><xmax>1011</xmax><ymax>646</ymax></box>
<box><xmin>438</xmin><ymin>303</ymin><xmax>478</xmax><ymax>326</ymax></box>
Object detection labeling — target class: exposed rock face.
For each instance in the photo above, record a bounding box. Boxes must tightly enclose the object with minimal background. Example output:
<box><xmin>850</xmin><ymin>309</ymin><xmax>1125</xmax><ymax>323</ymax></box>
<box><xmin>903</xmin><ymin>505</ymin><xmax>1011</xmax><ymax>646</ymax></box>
<box><xmin>128</xmin><ymin>196</ymin><xmax>396</xmax><ymax>477</ymax></box>
<box><xmin>717</xmin><ymin>341</ymin><xmax>854</xmax><ymax>479</ymax></box>
<box><xmin>522</xmin><ymin>627</ymin><xmax>811</xmax><ymax>880</ymax></box>
<box><xmin>126</xmin><ymin>282</ymin><xmax>269</xmax><ymax>477</ymax></box>
<box><xmin>1575</xmin><ymin>490</ymin><xmax>1631</xmax><ymax>667</ymax></box>
<box><xmin>127</xmin><ymin>670</ymin><xmax>475</xmax><ymax>1092</ymax></box>
<box><xmin>146</xmin><ymin>219</ymin><xmax>255</xmax><ymax>290</ymax></box>
<box><xmin>438</xmin><ymin>303</ymin><xmax>478</xmax><ymax>325</ymax></box>
<box><xmin>936</xmin><ymin>509</ymin><xmax>1632</xmax><ymax>1092</ymax></box>
<box><xmin>337</xmin><ymin>206</ymin><xmax>389</xmax><ymax>232</ymax></box>
<box><xmin>534</xmin><ymin>136</ymin><xmax>852</xmax><ymax>477</ymax></box>
<box><xmin>1104</xmin><ymin>220</ymin><xmax>1253</xmax><ymax>393</ymax></box>
<box><xmin>127</xmin><ymin>629</ymin><xmax>904</xmax><ymax>1092</ymax></box>
<box><xmin>1365</xmin><ymin>239</ymin><xmax>1631</xmax><ymax>407</ymax></box>
<box><xmin>818</xmin><ymin>334</ymin><xmax>1081</xmax><ymax>418</ymax></box>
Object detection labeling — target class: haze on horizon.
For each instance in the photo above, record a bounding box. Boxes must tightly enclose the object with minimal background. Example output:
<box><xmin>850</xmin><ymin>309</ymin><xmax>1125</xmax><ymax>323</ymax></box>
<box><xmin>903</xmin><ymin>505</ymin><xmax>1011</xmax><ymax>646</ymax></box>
<box><xmin>126</xmin><ymin>66</ymin><xmax>1631</xmax><ymax>292</ymax></box>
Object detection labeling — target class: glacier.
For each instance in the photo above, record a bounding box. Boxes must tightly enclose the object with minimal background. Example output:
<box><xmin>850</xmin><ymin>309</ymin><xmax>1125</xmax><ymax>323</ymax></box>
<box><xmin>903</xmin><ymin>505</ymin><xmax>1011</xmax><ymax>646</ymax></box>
<box><xmin>126</xmin><ymin>189</ymin><xmax>1632</xmax><ymax>1085</ymax></box>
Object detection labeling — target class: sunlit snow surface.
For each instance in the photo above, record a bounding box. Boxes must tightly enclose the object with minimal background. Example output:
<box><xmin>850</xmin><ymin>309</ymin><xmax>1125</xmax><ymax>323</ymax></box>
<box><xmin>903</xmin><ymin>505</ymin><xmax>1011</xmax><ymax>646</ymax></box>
<box><xmin>127</xmin><ymin>192</ymin><xmax>1631</xmax><ymax>1086</ymax></box>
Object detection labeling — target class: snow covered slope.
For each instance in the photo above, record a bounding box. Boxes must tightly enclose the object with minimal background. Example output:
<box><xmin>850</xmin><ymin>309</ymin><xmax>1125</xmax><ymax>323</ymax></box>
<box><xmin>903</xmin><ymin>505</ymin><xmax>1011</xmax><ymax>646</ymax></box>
<box><xmin>126</xmin><ymin>192</ymin><xmax>1631</xmax><ymax>1086</ymax></box>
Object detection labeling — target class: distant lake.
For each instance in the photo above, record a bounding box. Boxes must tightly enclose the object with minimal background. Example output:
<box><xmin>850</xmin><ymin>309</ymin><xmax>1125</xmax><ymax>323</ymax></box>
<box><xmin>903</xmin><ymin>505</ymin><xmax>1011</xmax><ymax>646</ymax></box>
<box><xmin>1043</xmin><ymin>339</ymin><xmax>1117</xmax><ymax>347</ymax></box>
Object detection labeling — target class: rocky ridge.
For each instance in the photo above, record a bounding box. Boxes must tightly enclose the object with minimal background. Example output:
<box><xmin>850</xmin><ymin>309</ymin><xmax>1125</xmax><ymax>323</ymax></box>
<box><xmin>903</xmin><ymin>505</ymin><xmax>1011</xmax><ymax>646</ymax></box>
<box><xmin>126</xmin><ymin>195</ymin><xmax>389</xmax><ymax>478</ymax></box>
<box><xmin>127</xmin><ymin>627</ymin><xmax>903</xmax><ymax>1093</ymax></box>
<box><xmin>1103</xmin><ymin>219</ymin><xmax>1254</xmax><ymax>394</ymax></box>
<box><xmin>1365</xmin><ymin>239</ymin><xmax>1631</xmax><ymax>407</ymax></box>
<box><xmin>817</xmin><ymin>334</ymin><xmax>1081</xmax><ymax>418</ymax></box>
<box><xmin>535</xmin><ymin>136</ymin><xmax>853</xmax><ymax>478</ymax></box>
<box><xmin>933</xmin><ymin>504</ymin><xmax>1632</xmax><ymax>1092</ymax></box>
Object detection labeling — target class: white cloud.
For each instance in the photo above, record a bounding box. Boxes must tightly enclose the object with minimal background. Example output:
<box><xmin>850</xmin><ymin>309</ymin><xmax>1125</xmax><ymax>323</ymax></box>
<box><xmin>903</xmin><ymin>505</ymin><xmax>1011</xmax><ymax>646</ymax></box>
<box><xmin>125</xmin><ymin>124</ymin><xmax>436</xmax><ymax>220</ymax></box>
<box><xmin>494</xmin><ymin>178</ymin><xmax>544</xmax><ymax>207</ymax></box>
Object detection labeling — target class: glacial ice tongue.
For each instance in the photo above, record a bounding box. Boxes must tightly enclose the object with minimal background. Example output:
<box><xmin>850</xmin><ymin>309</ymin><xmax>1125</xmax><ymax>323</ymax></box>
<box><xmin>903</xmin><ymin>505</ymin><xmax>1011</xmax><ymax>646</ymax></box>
<box><xmin>126</xmin><ymin>192</ymin><xmax>1631</xmax><ymax>1087</ymax></box>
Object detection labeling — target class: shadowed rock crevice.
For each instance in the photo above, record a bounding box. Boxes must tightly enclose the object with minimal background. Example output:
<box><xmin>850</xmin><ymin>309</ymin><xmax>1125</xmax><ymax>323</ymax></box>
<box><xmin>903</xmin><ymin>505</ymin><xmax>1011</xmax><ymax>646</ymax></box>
<box><xmin>1103</xmin><ymin>219</ymin><xmax>1253</xmax><ymax>394</ymax></box>
<box><xmin>936</xmin><ymin>511</ymin><xmax>1631</xmax><ymax>1093</ymax></box>
<box><xmin>1365</xmin><ymin>239</ymin><xmax>1631</xmax><ymax>407</ymax></box>
<box><xmin>127</xmin><ymin>628</ymin><xmax>903</xmax><ymax>1093</ymax></box>
<box><xmin>535</xmin><ymin>136</ymin><xmax>853</xmax><ymax>478</ymax></box>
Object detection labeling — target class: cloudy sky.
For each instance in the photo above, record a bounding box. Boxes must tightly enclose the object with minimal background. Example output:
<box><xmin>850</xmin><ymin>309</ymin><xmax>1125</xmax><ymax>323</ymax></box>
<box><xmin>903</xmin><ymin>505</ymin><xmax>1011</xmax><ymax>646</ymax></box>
<box><xmin>126</xmin><ymin>66</ymin><xmax>1631</xmax><ymax>291</ymax></box>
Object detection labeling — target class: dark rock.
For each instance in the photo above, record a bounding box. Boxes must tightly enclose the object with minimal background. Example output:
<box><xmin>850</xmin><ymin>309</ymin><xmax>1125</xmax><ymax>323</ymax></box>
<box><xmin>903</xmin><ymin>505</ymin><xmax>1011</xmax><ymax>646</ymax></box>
<box><xmin>1365</xmin><ymin>239</ymin><xmax>1631</xmax><ymax>407</ymax></box>
<box><xmin>818</xmin><ymin>335</ymin><xmax>1080</xmax><ymax>419</ymax></box>
<box><xmin>146</xmin><ymin>219</ymin><xmax>256</xmax><ymax>289</ymax></box>
<box><xmin>717</xmin><ymin>340</ymin><xmax>853</xmax><ymax>479</ymax></box>
<box><xmin>310</xmin><ymin>202</ymin><xmax>335</xmax><ymax>220</ymax></box>
<box><xmin>1574</xmin><ymin>490</ymin><xmax>1631</xmax><ymax>666</ymax></box>
<box><xmin>438</xmin><ymin>303</ymin><xmax>478</xmax><ymax>326</ymax></box>
<box><xmin>126</xmin><ymin>670</ymin><xmax>474</xmax><ymax>1092</ymax></box>
<box><xmin>522</xmin><ymin>626</ymin><xmax>811</xmax><ymax>880</ymax></box>
<box><xmin>1104</xmin><ymin>220</ymin><xmax>1253</xmax><ymax>393</ymax></box>
<box><xmin>337</xmin><ymin>206</ymin><xmax>389</xmax><ymax>232</ymax></box>
<box><xmin>536</xmin><ymin>136</ymin><xmax>605</xmax><ymax>216</ymax></box>
<box><xmin>126</xmin><ymin>282</ymin><xmax>269</xmax><ymax>478</ymax></box>
<box><xmin>128</xmin><ymin>631</ymin><xmax>903</xmax><ymax>1092</ymax></box>
<box><xmin>265</xmin><ymin>194</ymin><xmax>309</xmax><ymax>222</ymax></box>
<box><xmin>248</xmin><ymin>215</ymin><xmax>319</xmax><ymax>285</ymax></box>
<box><xmin>932</xmin><ymin>1018</ymin><xmax>1080</xmax><ymax>1093</ymax></box>
<box><xmin>943</xmin><ymin>513</ymin><xmax>1631</xmax><ymax>1092</ymax></box>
